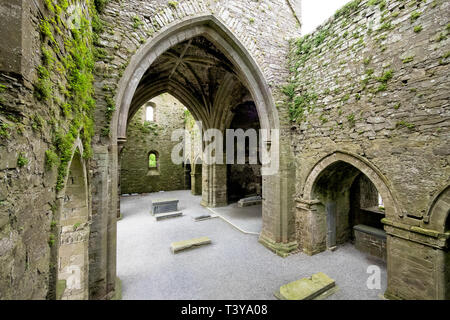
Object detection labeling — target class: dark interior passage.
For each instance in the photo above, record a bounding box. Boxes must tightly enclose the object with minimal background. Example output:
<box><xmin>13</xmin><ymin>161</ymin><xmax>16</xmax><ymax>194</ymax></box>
<box><xmin>226</xmin><ymin>102</ymin><xmax>262</xmax><ymax>202</ymax></box>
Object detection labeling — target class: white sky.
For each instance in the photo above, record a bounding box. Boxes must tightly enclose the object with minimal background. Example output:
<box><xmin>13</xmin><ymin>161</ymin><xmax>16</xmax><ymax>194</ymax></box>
<box><xmin>302</xmin><ymin>0</ymin><xmax>352</xmax><ymax>35</ymax></box>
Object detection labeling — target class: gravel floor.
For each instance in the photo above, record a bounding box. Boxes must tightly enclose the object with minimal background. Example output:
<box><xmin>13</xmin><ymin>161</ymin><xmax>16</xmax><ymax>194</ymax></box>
<box><xmin>117</xmin><ymin>190</ymin><xmax>387</xmax><ymax>300</ymax></box>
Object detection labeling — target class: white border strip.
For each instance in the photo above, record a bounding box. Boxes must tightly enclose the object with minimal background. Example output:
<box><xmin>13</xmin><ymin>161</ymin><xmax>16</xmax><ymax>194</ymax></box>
<box><xmin>205</xmin><ymin>207</ymin><xmax>260</xmax><ymax>236</ymax></box>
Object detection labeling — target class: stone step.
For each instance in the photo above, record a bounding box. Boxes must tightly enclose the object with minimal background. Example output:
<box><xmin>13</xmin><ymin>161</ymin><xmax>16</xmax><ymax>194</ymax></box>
<box><xmin>154</xmin><ymin>211</ymin><xmax>183</xmax><ymax>221</ymax></box>
<box><xmin>275</xmin><ymin>272</ymin><xmax>336</xmax><ymax>300</ymax></box>
<box><xmin>170</xmin><ymin>237</ymin><xmax>212</xmax><ymax>254</ymax></box>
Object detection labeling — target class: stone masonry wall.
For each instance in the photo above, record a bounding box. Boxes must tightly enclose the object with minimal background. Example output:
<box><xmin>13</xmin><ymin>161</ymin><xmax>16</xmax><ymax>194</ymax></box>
<box><xmin>120</xmin><ymin>94</ymin><xmax>186</xmax><ymax>194</ymax></box>
<box><xmin>288</xmin><ymin>0</ymin><xmax>449</xmax><ymax>222</ymax></box>
<box><xmin>0</xmin><ymin>0</ymin><xmax>99</xmax><ymax>299</ymax></box>
<box><xmin>286</xmin><ymin>0</ymin><xmax>449</xmax><ymax>299</ymax></box>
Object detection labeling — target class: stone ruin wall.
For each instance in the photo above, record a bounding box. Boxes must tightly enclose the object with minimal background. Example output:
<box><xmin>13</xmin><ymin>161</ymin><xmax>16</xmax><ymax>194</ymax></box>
<box><xmin>286</xmin><ymin>0</ymin><xmax>449</xmax><ymax>299</ymax></box>
<box><xmin>0</xmin><ymin>0</ymin><xmax>448</xmax><ymax>300</ymax></box>
<box><xmin>288</xmin><ymin>0</ymin><xmax>449</xmax><ymax>219</ymax></box>
<box><xmin>0</xmin><ymin>0</ymin><xmax>96</xmax><ymax>299</ymax></box>
<box><xmin>119</xmin><ymin>94</ymin><xmax>186</xmax><ymax>194</ymax></box>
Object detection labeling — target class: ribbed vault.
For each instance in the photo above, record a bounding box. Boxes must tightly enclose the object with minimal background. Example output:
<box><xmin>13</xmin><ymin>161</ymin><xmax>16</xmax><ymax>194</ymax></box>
<box><xmin>128</xmin><ymin>36</ymin><xmax>251</xmax><ymax>131</ymax></box>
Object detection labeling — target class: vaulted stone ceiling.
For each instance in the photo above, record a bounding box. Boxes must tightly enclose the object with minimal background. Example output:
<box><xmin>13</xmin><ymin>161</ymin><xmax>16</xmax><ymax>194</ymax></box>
<box><xmin>129</xmin><ymin>36</ymin><xmax>251</xmax><ymax>128</ymax></box>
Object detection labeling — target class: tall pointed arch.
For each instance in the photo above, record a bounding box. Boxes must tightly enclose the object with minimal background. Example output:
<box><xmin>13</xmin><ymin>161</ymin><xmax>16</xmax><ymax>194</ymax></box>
<box><xmin>113</xmin><ymin>14</ymin><xmax>279</xmax><ymax>143</ymax></box>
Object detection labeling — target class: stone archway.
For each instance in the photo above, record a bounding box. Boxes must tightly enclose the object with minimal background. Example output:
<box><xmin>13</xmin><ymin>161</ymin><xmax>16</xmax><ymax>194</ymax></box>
<box><xmin>88</xmin><ymin>14</ymin><xmax>295</xmax><ymax>299</ymax></box>
<box><xmin>297</xmin><ymin>151</ymin><xmax>396</xmax><ymax>256</ymax></box>
<box><xmin>424</xmin><ymin>185</ymin><xmax>450</xmax><ymax>299</ymax></box>
<box><xmin>301</xmin><ymin>151</ymin><xmax>399</xmax><ymax>219</ymax></box>
<box><xmin>50</xmin><ymin>140</ymin><xmax>90</xmax><ymax>300</ymax></box>
<box><xmin>112</xmin><ymin>14</ymin><xmax>288</xmax><ymax>235</ymax></box>
<box><xmin>114</xmin><ymin>14</ymin><xmax>279</xmax><ymax>142</ymax></box>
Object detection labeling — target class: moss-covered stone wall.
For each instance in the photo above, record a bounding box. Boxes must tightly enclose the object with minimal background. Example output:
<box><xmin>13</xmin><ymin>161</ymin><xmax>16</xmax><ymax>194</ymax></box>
<box><xmin>0</xmin><ymin>0</ymin><xmax>104</xmax><ymax>299</ymax></box>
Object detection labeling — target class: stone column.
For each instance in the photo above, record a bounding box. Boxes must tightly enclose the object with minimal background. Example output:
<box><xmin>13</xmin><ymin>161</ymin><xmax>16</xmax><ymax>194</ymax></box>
<box><xmin>89</xmin><ymin>145</ymin><xmax>115</xmax><ymax>299</ymax></box>
<box><xmin>191</xmin><ymin>171</ymin><xmax>202</xmax><ymax>195</ymax></box>
<box><xmin>200</xmin><ymin>163</ymin><xmax>228</xmax><ymax>207</ymax></box>
<box><xmin>258</xmin><ymin>140</ymin><xmax>298</xmax><ymax>257</ymax></box>
<box><xmin>117</xmin><ymin>139</ymin><xmax>126</xmax><ymax>219</ymax></box>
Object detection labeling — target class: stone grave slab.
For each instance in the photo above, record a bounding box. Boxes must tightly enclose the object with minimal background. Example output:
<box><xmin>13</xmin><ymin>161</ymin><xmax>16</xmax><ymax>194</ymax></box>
<box><xmin>238</xmin><ymin>195</ymin><xmax>262</xmax><ymax>207</ymax></box>
<box><xmin>193</xmin><ymin>214</ymin><xmax>212</xmax><ymax>221</ymax></box>
<box><xmin>274</xmin><ymin>272</ymin><xmax>336</xmax><ymax>300</ymax></box>
<box><xmin>154</xmin><ymin>211</ymin><xmax>183</xmax><ymax>221</ymax></box>
<box><xmin>151</xmin><ymin>199</ymin><xmax>179</xmax><ymax>215</ymax></box>
<box><xmin>170</xmin><ymin>237</ymin><xmax>211</xmax><ymax>254</ymax></box>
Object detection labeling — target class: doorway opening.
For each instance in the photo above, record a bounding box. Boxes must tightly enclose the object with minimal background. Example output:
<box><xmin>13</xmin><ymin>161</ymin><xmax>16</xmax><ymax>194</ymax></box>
<box><xmin>312</xmin><ymin>161</ymin><xmax>386</xmax><ymax>260</ymax></box>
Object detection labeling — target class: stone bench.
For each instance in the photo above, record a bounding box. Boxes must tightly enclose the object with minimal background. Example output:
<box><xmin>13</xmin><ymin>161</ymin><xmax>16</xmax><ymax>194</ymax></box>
<box><xmin>353</xmin><ymin>224</ymin><xmax>386</xmax><ymax>261</ymax></box>
<box><xmin>237</xmin><ymin>195</ymin><xmax>262</xmax><ymax>207</ymax></box>
<box><xmin>150</xmin><ymin>199</ymin><xmax>179</xmax><ymax>215</ymax></box>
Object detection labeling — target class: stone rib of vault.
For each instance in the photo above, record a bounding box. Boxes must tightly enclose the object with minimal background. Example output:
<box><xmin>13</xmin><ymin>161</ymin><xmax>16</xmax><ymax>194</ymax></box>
<box><xmin>170</xmin><ymin>237</ymin><xmax>212</xmax><ymax>254</ymax></box>
<box><xmin>275</xmin><ymin>272</ymin><xmax>336</xmax><ymax>300</ymax></box>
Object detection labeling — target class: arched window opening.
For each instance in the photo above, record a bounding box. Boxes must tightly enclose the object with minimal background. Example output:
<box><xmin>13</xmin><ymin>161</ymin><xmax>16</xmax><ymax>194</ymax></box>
<box><xmin>378</xmin><ymin>193</ymin><xmax>384</xmax><ymax>210</ymax></box>
<box><xmin>146</xmin><ymin>105</ymin><xmax>154</xmax><ymax>122</ymax></box>
<box><xmin>148</xmin><ymin>152</ymin><xmax>158</xmax><ymax>169</ymax></box>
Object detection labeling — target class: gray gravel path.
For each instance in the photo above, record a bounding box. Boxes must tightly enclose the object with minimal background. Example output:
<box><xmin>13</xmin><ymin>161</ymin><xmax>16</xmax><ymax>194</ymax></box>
<box><xmin>117</xmin><ymin>190</ymin><xmax>386</xmax><ymax>300</ymax></box>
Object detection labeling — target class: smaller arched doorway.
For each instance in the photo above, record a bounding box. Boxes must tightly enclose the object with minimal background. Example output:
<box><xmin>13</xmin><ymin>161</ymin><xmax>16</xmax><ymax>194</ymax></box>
<box><xmin>298</xmin><ymin>152</ymin><xmax>396</xmax><ymax>258</ymax></box>
<box><xmin>310</xmin><ymin>161</ymin><xmax>386</xmax><ymax>259</ymax></box>
<box><xmin>425</xmin><ymin>185</ymin><xmax>450</xmax><ymax>299</ymax></box>
<box><xmin>51</xmin><ymin>148</ymin><xmax>90</xmax><ymax>300</ymax></box>
<box><xmin>184</xmin><ymin>162</ymin><xmax>191</xmax><ymax>190</ymax></box>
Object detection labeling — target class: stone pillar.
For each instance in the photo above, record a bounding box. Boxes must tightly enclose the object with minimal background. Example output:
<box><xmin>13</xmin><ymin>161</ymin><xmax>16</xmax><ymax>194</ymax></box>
<box><xmin>383</xmin><ymin>218</ymin><xmax>449</xmax><ymax>300</ymax></box>
<box><xmin>0</xmin><ymin>0</ymin><xmax>35</xmax><ymax>80</ymax></box>
<box><xmin>89</xmin><ymin>145</ymin><xmax>116</xmax><ymax>300</ymax></box>
<box><xmin>200</xmin><ymin>163</ymin><xmax>227</xmax><ymax>207</ymax></box>
<box><xmin>258</xmin><ymin>140</ymin><xmax>298</xmax><ymax>257</ymax></box>
<box><xmin>106</xmin><ymin>144</ymin><xmax>118</xmax><ymax>299</ymax></box>
<box><xmin>117</xmin><ymin>139</ymin><xmax>126</xmax><ymax>219</ymax></box>
<box><xmin>191</xmin><ymin>172</ymin><xmax>202</xmax><ymax>195</ymax></box>
<box><xmin>294</xmin><ymin>198</ymin><xmax>326</xmax><ymax>255</ymax></box>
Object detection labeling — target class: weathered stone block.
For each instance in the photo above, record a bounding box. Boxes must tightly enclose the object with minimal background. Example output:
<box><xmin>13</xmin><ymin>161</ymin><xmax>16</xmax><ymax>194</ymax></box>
<box><xmin>154</xmin><ymin>211</ymin><xmax>183</xmax><ymax>221</ymax></box>
<box><xmin>354</xmin><ymin>224</ymin><xmax>387</xmax><ymax>261</ymax></box>
<box><xmin>170</xmin><ymin>237</ymin><xmax>212</xmax><ymax>254</ymax></box>
<box><xmin>276</xmin><ymin>272</ymin><xmax>336</xmax><ymax>300</ymax></box>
